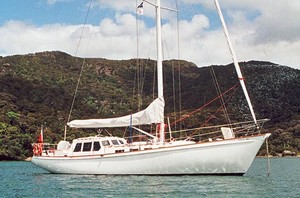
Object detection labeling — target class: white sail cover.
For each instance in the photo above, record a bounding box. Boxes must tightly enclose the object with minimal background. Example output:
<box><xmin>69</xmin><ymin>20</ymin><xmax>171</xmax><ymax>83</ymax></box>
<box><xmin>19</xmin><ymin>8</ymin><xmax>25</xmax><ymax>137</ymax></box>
<box><xmin>67</xmin><ymin>97</ymin><xmax>164</xmax><ymax>128</ymax></box>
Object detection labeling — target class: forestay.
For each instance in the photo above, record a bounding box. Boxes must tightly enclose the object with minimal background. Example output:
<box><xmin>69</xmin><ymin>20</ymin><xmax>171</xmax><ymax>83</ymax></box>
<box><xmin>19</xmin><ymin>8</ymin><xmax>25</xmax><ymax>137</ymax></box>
<box><xmin>67</xmin><ymin>97</ymin><xmax>164</xmax><ymax>128</ymax></box>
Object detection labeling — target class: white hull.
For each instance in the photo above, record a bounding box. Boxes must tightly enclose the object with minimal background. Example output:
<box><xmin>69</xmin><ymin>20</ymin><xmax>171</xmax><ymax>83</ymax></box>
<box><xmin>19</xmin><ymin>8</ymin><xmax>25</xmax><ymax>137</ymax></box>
<box><xmin>31</xmin><ymin>133</ymin><xmax>270</xmax><ymax>175</ymax></box>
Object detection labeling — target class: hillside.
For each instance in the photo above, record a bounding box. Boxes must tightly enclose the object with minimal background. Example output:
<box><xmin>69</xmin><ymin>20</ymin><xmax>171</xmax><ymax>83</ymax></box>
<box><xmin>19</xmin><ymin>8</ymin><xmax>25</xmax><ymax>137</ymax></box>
<box><xmin>0</xmin><ymin>51</ymin><xmax>299</xmax><ymax>160</ymax></box>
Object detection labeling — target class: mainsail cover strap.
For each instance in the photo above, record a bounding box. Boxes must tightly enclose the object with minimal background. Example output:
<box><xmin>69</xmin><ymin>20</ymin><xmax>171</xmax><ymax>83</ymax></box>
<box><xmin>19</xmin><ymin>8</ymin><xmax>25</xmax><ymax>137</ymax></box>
<box><xmin>67</xmin><ymin>97</ymin><xmax>165</xmax><ymax>128</ymax></box>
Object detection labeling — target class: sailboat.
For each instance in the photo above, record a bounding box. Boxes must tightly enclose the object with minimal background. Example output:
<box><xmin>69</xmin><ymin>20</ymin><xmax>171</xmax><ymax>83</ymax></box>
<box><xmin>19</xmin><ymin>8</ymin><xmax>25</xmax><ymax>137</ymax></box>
<box><xmin>31</xmin><ymin>0</ymin><xmax>271</xmax><ymax>175</ymax></box>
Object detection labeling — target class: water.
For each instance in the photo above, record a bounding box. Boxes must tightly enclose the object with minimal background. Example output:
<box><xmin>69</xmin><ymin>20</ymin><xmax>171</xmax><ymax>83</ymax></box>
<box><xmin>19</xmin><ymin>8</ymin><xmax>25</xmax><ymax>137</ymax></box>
<box><xmin>0</xmin><ymin>158</ymin><xmax>299</xmax><ymax>197</ymax></box>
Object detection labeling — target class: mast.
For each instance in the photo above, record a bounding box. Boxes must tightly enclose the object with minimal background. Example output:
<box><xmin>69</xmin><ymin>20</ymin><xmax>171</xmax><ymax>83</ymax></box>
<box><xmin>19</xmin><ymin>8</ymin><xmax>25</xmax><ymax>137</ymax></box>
<box><xmin>214</xmin><ymin>0</ymin><xmax>257</xmax><ymax>124</ymax></box>
<box><xmin>156</xmin><ymin>0</ymin><xmax>165</xmax><ymax>142</ymax></box>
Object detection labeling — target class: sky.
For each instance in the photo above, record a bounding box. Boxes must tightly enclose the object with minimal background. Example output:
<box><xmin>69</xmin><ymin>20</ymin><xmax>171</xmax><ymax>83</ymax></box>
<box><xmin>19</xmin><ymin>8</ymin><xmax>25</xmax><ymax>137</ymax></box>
<box><xmin>0</xmin><ymin>0</ymin><xmax>299</xmax><ymax>69</ymax></box>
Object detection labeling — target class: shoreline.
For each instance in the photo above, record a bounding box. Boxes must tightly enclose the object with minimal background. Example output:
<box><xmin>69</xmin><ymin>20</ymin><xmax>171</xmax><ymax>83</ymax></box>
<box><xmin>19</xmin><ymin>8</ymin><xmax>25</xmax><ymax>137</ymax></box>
<box><xmin>256</xmin><ymin>155</ymin><xmax>300</xmax><ymax>158</ymax></box>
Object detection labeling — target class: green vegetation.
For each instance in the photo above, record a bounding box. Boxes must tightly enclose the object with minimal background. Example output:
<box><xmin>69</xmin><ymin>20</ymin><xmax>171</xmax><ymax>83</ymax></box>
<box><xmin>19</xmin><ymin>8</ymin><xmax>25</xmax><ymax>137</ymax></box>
<box><xmin>0</xmin><ymin>51</ymin><xmax>299</xmax><ymax>160</ymax></box>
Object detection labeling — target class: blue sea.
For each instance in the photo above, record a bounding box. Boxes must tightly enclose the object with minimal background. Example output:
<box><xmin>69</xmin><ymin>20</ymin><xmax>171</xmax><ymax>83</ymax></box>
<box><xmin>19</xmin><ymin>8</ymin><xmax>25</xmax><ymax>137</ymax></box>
<box><xmin>0</xmin><ymin>158</ymin><xmax>299</xmax><ymax>197</ymax></box>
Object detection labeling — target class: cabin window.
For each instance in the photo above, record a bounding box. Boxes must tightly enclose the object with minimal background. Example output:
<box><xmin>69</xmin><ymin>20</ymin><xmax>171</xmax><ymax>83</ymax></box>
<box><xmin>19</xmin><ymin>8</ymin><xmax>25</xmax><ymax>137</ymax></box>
<box><xmin>93</xmin><ymin>142</ymin><xmax>101</xmax><ymax>151</ymax></box>
<box><xmin>112</xmin><ymin>140</ymin><xmax>119</xmax><ymax>145</ymax></box>
<box><xmin>118</xmin><ymin>140</ymin><xmax>124</xmax><ymax>144</ymax></box>
<box><xmin>74</xmin><ymin>143</ymin><xmax>82</xmax><ymax>152</ymax></box>
<box><xmin>101</xmin><ymin>140</ymin><xmax>110</xmax><ymax>146</ymax></box>
<box><xmin>83</xmin><ymin>142</ymin><xmax>92</xmax><ymax>152</ymax></box>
